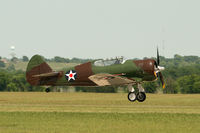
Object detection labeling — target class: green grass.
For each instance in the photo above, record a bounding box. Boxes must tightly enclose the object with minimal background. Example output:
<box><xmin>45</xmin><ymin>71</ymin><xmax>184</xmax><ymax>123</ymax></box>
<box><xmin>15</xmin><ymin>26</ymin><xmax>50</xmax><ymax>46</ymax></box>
<box><xmin>0</xmin><ymin>93</ymin><xmax>200</xmax><ymax>133</ymax></box>
<box><xmin>0</xmin><ymin>112</ymin><xmax>199</xmax><ymax>133</ymax></box>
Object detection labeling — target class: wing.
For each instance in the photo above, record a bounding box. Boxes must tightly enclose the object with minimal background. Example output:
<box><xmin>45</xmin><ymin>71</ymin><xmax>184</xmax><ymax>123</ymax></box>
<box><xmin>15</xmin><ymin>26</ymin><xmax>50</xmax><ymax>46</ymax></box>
<box><xmin>88</xmin><ymin>73</ymin><xmax>135</xmax><ymax>86</ymax></box>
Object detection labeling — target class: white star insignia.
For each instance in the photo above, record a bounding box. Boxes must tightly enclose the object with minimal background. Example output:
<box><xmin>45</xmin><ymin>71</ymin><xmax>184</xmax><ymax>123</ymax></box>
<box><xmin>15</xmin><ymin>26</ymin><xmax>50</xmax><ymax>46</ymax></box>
<box><xmin>65</xmin><ymin>70</ymin><xmax>77</xmax><ymax>81</ymax></box>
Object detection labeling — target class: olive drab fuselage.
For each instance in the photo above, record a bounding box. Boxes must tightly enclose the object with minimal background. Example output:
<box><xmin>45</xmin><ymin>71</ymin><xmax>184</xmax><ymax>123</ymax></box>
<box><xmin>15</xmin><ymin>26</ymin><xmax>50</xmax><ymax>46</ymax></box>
<box><xmin>54</xmin><ymin>59</ymin><xmax>157</xmax><ymax>86</ymax></box>
<box><xmin>26</xmin><ymin>55</ymin><xmax>157</xmax><ymax>86</ymax></box>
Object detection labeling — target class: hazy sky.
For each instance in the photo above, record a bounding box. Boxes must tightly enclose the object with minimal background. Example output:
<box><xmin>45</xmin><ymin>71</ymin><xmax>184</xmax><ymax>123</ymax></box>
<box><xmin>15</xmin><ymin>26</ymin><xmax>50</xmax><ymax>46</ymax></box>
<box><xmin>0</xmin><ymin>0</ymin><xmax>200</xmax><ymax>59</ymax></box>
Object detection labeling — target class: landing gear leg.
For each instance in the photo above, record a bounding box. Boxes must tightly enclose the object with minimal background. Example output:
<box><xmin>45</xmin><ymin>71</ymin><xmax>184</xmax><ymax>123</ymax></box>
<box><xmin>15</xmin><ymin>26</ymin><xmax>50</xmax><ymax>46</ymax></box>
<box><xmin>127</xmin><ymin>84</ymin><xmax>137</xmax><ymax>102</ymax></box>
<box><xmin>45</xmin><ymin>88</ymin><xmax>51</xmax><ymax>93</ymax></box>
<box><xmin>136</xmin><ymin>84</ymin><xmax>146</xmax><ymax>102</ymax></box>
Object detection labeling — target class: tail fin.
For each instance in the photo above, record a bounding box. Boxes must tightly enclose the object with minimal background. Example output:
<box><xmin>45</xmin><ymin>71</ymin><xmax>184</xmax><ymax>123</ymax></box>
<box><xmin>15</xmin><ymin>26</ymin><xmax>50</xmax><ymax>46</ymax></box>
<box><xmin>26</xmin><ymin>55</ymin><xmax>53</xmax><ymax>85</ymax></box>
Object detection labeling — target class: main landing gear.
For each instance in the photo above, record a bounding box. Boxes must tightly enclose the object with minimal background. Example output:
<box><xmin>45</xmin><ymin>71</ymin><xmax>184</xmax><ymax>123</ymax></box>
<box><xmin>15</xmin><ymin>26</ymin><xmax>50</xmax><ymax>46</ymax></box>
<box><xmin>45</xmin><ymin>88</ymin><xmax>51</xmax><ymax>93</ymax></box>
<box><xmin>127</xmin><ymin>84</ymin><xmax>146</xmax><ymax>102</ymax></box>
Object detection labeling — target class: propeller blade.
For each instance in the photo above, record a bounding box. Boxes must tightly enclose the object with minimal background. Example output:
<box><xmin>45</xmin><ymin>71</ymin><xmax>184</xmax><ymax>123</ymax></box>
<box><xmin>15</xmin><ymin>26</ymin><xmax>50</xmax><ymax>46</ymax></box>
<box><xmin>154</xmin><ymin>60</ymin><xmax>158</xmax><ymax>68</ymax></box>
<box><xmin>157</xmin><ymin>47</ymin><xmax>160</xmax><ymax>65</ymax></box>
<box><xmin>158</xmin><ymin>72</ymin><xmax>165</xmax><ymax>88</ymax></box>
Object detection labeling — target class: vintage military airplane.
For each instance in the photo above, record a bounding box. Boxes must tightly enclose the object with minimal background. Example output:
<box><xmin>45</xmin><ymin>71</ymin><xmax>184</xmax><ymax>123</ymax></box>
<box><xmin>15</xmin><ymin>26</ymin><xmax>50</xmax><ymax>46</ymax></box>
<box><xmin>26</xmin><ymin>49</ymin><xmax>165</xmax><ymax>102</ymax></box>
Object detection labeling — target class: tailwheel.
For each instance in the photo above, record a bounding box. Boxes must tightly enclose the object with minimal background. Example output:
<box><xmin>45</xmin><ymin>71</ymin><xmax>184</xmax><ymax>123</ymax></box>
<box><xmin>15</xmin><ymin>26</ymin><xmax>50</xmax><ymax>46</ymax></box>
<box><xmin>136</xmin><ymin>92</ymin><xmax>146</xmax><ymax>102</ymax></box>
<box><xmin>45</xmin><ymin>88</ymin><xmax>51</xmax><ymax>93</ymax></box>
<box><xmin>128</xmin><ymin>92</ymin><xmax>137</xmax><ymax>102</ymax></box>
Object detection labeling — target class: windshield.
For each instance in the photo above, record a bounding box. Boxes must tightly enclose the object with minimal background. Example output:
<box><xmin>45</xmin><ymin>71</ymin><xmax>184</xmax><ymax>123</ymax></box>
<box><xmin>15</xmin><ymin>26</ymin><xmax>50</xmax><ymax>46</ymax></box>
<box><xmin>94</xmin><ymin>57</ymin><xmax>125</xmax><ymax>66</ymax></box>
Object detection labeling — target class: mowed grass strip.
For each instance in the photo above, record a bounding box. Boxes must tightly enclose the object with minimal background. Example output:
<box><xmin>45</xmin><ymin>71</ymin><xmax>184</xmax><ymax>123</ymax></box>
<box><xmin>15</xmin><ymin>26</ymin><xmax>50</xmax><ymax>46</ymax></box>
<box><xmin>0</xmin><ymin>93</ymin><xmax>200</xmax><ymax>133</ymax></box>
<box><xmin>0</xmin><ymin>112</ymin><xmax>199</xmax><ymax>133</ymax></box>
<box><xmin>0</xmin><ymin>93</ymin><xmax>199</xmax><ymax>114</ymax></box>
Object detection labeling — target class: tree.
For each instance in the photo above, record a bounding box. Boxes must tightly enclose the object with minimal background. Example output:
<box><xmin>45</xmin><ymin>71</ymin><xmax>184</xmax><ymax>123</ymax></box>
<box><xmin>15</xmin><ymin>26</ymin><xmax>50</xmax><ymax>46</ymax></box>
<box><xmin>143</xmin><ymin>82</ymin><xmax>158</xmax><ymax>93</ymax></box>
<box><xmin>7</xmin><ymin>64</ymin><xmax>15</xmax><ymax>71</ymax></box>
<box><xmin>0</xmin><ymin>61</ymin><xmax>5</xmax><ymax>68</ymax></box>
<box><xmin>0</xmin><ymin>71</ymin><xmax>10</xmax><ymax>91</ymax></box>
<box><xmin>163</xmin><ymin>77</ymin><xmax>179</xmax><ymax>94</ymax></box>
<box><xmin>22</xmin><ymin>56</ymin><xmax>29</xmax><ymax>62</ymax></box>
<box><xmin>184</xmin><ymin>56</ymin><xmax>199</xmax><ymax>63</ymax></box>
<box><xmin>54</xmin><ymin>56</ymin><xmax>69</xmax><ymax>63</ymax></box>
<box><xmin>178</xmin><ymin>74</ymin><xmax>200</xmax><ymax>93</ymax></box>
<box><xmin>193</xmin><ymin>81</ymin><xmax>200</xmax><ymax>93</ymax></box>
<box><xmin>7</xmin><ymin>82</ymin><xmax>18</xmax><ymax>91</ymax></box>
<box><xmin>11</xmin><ymin>57</ymin><xmax>18</xmax><ymax>62</ymax></box>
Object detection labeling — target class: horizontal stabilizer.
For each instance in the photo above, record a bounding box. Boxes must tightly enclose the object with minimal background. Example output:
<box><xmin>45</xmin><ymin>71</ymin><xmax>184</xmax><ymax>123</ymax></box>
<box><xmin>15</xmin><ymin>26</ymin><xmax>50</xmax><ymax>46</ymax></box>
<box><xmin>32</xmin><ymin>72</ymin><xmax>60</xmax><ymax>77</ymax></box>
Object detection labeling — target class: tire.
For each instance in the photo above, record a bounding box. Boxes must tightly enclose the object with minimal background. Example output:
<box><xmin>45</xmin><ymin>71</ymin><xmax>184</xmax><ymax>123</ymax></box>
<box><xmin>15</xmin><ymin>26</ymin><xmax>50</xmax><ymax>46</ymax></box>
<box><xmin>128</xmin><ymin>92</ymin><xmax>137</xmax><ymax>102</ymax></box>
<box><xmin>136</xmin><ymin>92</ymin><xmax>146</xmax><ymax>102</ymax></box>
<box><xmin>45</xmin><ymin>88</ymin><xmax>50</xmax><ymax>93</ymax></box>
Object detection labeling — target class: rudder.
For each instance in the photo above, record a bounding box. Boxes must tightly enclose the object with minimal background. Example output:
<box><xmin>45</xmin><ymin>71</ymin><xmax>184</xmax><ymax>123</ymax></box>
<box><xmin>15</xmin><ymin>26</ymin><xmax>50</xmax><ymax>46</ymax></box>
<box><xmin>26</xmin><ymin>55</ymin><xmax>53</xmax><ymax>85</ymax></box>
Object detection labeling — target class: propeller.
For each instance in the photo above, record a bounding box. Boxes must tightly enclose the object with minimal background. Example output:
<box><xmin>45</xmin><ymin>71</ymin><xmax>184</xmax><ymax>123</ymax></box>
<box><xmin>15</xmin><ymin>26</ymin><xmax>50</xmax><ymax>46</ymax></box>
<box><xmin>158</xmin><ymin>71</ymin><xmax>165</xmax><ymax>88</ymax></box>
<box><xmin>155</xmin><ymin>48</ymin><xmax>165</xmax><ymax>88</ymax></box>
<box><xmin>157</xmin><ymin>47</ymin><xmax>160</xmax><ymax>66</ymax></box>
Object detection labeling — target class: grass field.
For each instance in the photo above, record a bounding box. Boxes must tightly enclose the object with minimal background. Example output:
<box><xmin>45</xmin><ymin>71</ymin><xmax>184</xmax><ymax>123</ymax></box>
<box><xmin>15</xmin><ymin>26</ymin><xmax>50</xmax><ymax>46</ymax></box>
<box><xmin>0</xmin><ymin>93</ymin><xmax>199</xmax><ymax>133</ymax></box>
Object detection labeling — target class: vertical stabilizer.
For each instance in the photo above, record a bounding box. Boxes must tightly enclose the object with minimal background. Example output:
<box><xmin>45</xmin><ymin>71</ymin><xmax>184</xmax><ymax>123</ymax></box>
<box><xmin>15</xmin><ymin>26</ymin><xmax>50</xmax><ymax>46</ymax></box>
<box><xmin>26</xmin><ymin>55</ymin><xmax>52</xmax><ymax>85</ymax></box>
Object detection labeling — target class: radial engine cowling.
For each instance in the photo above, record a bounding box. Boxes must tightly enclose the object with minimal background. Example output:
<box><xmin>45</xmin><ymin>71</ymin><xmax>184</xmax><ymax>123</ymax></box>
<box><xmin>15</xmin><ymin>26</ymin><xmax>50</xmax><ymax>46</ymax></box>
<box><xmin>133</xmin><ymin>59</ymin><xmax>157</xmax><ymax>81</ymax></box>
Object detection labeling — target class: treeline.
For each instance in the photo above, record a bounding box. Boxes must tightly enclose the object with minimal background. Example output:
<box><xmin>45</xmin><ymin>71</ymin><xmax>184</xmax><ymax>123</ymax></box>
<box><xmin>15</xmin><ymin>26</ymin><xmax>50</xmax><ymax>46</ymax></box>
<box><xmin>0</xmin><ymin>70</ymin><xmax>44</xmax><ymax>92</ymax></box>
<box><xmin>45</xmin><ymin>56</ymin><xmax>93</xmax><ymax>64</ymax></box>
<box><xmin>0</xmin><ymin>55</ymin><xmax>93</xmax><ymax>64</ymax></box>
<box><xmin>0</xmin><ymin>54</ymin><xmax>200</xmax><ymax>93</ymax></box>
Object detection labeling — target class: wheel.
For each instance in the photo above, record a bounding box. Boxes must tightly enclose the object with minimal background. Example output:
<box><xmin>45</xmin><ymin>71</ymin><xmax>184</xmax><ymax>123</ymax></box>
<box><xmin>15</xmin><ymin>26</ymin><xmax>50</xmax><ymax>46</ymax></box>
<box><xmin>128</xmin><ymin>92</ymin><xmax>137</xmax><ymax>102</ymax></box>
<box><xmin>45</xmin><ymin>88</ymin><xmax>50</xmax><ymax>93</ymax></box>
<box><xmin>136</xmin><ymin>92</ymin><xmax>146</xmax><ymax>102</ymax></box>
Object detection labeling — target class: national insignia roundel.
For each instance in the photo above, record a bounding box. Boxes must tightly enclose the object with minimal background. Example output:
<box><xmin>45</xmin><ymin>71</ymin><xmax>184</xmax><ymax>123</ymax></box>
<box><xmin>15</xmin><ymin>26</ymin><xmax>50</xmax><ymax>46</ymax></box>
<box><xmin>65</xmin><ymin>70</ymin><xmax>77</xmax><ymax>82</ymax></box>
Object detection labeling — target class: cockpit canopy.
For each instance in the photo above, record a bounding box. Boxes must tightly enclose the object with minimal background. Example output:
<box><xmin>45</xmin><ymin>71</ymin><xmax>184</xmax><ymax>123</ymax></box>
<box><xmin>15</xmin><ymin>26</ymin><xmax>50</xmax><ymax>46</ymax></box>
<box><xmin>94</xmin><ymin>57</ymin><xmax>125</xmax><ymax>66</ymax></box>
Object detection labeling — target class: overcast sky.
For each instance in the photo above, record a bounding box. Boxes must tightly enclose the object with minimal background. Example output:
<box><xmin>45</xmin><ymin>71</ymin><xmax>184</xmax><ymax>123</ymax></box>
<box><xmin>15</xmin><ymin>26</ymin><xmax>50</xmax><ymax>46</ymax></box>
<box><xmin>0</xmin><ymin>0</ymin><xmax>200</xmax><ymax>59</ymax></box>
